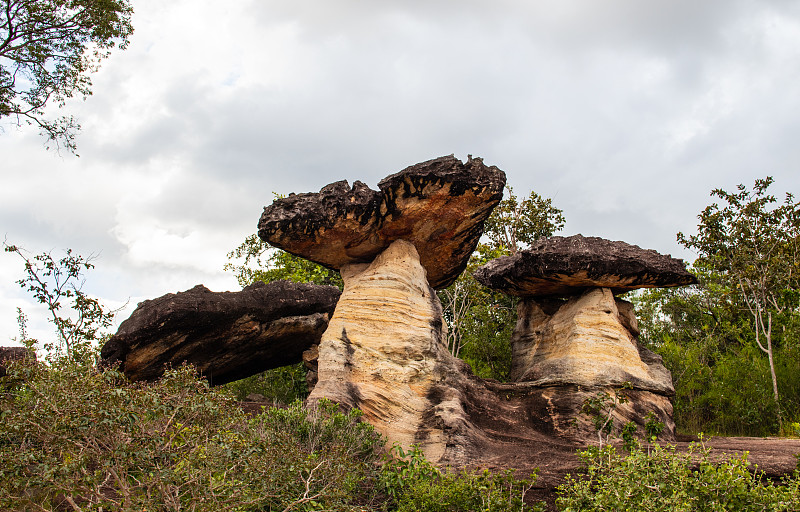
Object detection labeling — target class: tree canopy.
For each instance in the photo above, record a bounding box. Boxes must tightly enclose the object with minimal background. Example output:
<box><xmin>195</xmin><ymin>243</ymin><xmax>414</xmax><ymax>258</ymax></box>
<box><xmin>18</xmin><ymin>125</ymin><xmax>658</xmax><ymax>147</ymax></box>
<box><xmin>0</xmin><ymin>0</ymin><xmax>134</xmax><ymax>152</ymax></box>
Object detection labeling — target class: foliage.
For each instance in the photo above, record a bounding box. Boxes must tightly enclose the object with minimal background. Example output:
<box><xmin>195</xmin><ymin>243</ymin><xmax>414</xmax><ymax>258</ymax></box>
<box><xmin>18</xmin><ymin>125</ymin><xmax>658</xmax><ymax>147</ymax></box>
<box><xmin>380</xmin><ymin>444</ymin><xmax>543</xmax><ymax>512</ymax></box>
<box><xmin>4</xmin><ymin>241</ymin><xmax>117</xmax><ymax>361</ymax></box>
<box><xmin>222</xmin><ymin>362</ymin><xmax>309</xmax><ymax>404</ymax></box>
<box><xmin>580</xmin><ymin>382</ymin><xmax>632</xmax><ymax>448</ymax></box>
<box><xmin>225</xmin><ymin>233</ymin><xmax>343</xmax><ymax>289</ymax></box>
<box><xmin>0</xmin><ymin>360</ymin><xmax>386</xmax><ymax>511</ymax></box>
<box><xmin>0</xmin><ymin>0</ymin><xmax>134</xmax><ymax>153</ymax></box>
<box><xmin>557</xmin><ymin>443</ymin><xmax>800</xmax><ymax>511</ymax></box>
<box><xmin>632</xmin><ymin>179</ymin><xmax>800</xmax><ymax>436</ymax></box>
<box><xmin>483</xmin><ymin>185</ymin><xmax>566</xmax><ymax>255</ymax></box>
<box><xmin>676</xmin><ymin>177</ymin><xmax>800</xmax><ymax>424</ymax></box>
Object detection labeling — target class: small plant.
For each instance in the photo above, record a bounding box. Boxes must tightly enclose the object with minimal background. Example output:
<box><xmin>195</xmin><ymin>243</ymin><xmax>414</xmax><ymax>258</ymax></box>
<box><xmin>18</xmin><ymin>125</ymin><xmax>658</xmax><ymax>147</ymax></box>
<box><xmin>557</xmin><ymin>442</ymin><xmax>800</xmax><ymax>511</ymax></box>
<box><xmin>3</xmin><ymin>241</ymin><xmax>119</xmax><ymax>362</ymax></box>
<box><xmin>581</xmin><ymin>381</ymin><xmax>632</xmax><ymax>448</ymax></box>
<box><xmin>644</xmin><ymin>411</ymin><xmax>665</xmax><ymax>442</ymax></box>
<box><xmin>380</xmin><ymin>444</ymin><xmax>544</xmax><ymax>511</ymax></box>
<box><xmin>621</xmin><ymin>421</ymin><xmax>638</xmax><ymax>451</ymax></box>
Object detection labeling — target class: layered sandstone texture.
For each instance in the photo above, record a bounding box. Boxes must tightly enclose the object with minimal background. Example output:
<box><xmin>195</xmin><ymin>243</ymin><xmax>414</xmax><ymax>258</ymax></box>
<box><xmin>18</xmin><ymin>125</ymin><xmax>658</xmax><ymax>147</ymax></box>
<box><xmin>258</xmin><ymin>155</ymin><xmax>506</xmax><ymax>289</ymax></box>
<box><xmin>474</xmin><ymin>235</ymin><xmax>694</xmax><ymax>441</ymax></box>
<box><xmin>473</xmin><ymin>234</ymin><xmax>697</xmax><ymax>297</ymax></box>
<box><xmin>510</xmin><ymin>288</ymin><xmax>673</xmax><ymax>394</ymax></box>
<box><xmin>307</xmin><ymin>239</ymin><xmax>578</xmax><ymax>464</ymax></box>
<box><xmin>100</xmin><ymin>281</ymin><xmax>340</xmax><ymax>385</ymax></box>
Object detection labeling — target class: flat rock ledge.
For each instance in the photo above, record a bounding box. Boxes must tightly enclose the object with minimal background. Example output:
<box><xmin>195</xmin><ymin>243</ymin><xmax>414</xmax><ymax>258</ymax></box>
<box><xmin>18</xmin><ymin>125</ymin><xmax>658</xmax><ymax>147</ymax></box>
<box><xmin>100</xmin><ymin>280</ymin><xmax>340</xmax><ymax>385</ymax></box>
<box><xmin>258</xmin><ymin>155</ymin><xmax>506</xmax><ymax>289</ymax></box>
<box><xmin>473</xmin><ymin>234</ymin><xmax>697</xmax><ymax>298</ymax></box>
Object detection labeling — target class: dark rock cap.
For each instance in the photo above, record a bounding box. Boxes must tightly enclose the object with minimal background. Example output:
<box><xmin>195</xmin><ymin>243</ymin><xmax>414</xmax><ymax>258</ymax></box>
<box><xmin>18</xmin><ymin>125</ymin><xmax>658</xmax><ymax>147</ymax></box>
<box><xmin>473</xmin><ymin>234</ymin><xmax>697</xmax><ymax>297</ymax></box>
<box><xmin>100</xmin><ymin>280</ymin><xmax>340</xmax><ymax>385</ymax></box>
<box><xmin>258</xmin><ymin>155</ymin><xmax>506</xmax><ymax>289</ymax></box>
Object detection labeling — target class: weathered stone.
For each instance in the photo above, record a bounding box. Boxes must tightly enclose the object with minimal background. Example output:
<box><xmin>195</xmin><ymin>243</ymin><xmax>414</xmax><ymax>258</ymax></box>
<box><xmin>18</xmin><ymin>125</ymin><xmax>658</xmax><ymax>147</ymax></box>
<box><xmin>306</xmin><ymin>239</ymin><xmax>621</xmax><ymax>464</ymax></box>
<box><xmin>258</xmin><ymin>155</ymin><xmax>506</xmax><ymax>289</ymax></box>
<box><xmin>473</xmin><ymin>234</ymin><xmax>697</xmax><ymax>298</ymax></box>
<box><xmin>100</xmin><ymin>280</ymin><xmax>340</xmax><ymax>385</ymax></box>
<box><xmin>0</xmin><ymin>346</ymin><xmax>33</xmax><ymax>378</ymax></box>
<box><xmin>509</xmin><ymin>288</ymin><xmax>674</xmax><ymax>395</ymax></box>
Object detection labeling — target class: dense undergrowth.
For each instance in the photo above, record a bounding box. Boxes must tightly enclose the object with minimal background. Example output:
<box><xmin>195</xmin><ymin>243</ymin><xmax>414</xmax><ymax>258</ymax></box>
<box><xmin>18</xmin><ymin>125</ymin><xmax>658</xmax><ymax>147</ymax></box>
<box><xmin>2</xmin><ymin>358</ymin><xmax>799</xmax><ymax>511</ymax></box>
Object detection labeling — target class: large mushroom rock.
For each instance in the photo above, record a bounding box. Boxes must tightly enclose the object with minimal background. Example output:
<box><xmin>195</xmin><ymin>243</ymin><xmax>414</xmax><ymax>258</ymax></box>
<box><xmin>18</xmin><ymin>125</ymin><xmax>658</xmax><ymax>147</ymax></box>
<box><xmin>474</xmin><ymin>235</ymin><xmax>694</xmax><ymax>441</ymax></box>
<box><xmin>307</xmin><ymin>239</ymin><xmax>578</xmax><ymax>464</ymax></box>
<box><xmin>100</xmin><ymin>280</ymin><xmax>340</xmax><ymax>385</ymax></box>
<box><xmin>473</xmin><ymin>234</ymin><xmax>697</xmax><ymax>297</ymax></box>
<box><xmin>258</xmin><ymin>155</ymin><xmax>506</xmax><ymax>289</ymax></box>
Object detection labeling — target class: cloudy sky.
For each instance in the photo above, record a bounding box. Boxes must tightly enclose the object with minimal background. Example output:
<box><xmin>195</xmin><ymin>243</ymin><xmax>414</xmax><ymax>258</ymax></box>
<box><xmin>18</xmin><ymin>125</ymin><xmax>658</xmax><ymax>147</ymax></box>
<box><xmin>2</xmin><ymin>0</ymin><xmax>800</xmax><ymax>346</ymax></box>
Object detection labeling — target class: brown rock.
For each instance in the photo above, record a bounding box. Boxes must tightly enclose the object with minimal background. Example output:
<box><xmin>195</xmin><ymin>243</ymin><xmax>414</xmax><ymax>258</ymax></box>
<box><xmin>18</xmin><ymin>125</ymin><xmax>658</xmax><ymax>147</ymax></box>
<box><xmin>473</xmin><ymin>234</ymin><xmax>697</xmax><ymax>298</ymax></box>
<box><xmin>100</xmin><ymin>280</ymin><xmax>340</xmax><ymax>385</ymax></box>
<box><xmin>258</xmin><ymin>155</ymin><xmax>506</xmax><ymax>289</ymax></box>
<box><xmin>307</xmin><ymin>239</ymin><xmax>595</xmax><ymax>464</ymax></box>
<box><xmin>509</xmin><ymin>288</ymin><xmax>674</xmax><ymax>395</ymax></box>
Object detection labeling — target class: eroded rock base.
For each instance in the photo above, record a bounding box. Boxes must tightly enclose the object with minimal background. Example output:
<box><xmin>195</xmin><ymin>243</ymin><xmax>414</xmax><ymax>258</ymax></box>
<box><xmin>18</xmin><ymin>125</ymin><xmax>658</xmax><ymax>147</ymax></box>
<box><xmin>508</xmin><ymin>288</ymin><xmax>676</xmax><ymax>440</ymax></box>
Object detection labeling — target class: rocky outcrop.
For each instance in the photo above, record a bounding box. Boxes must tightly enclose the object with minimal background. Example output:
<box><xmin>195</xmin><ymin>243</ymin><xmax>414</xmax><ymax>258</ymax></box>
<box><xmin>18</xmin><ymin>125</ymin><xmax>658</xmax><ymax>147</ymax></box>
<box><xmin>473</xmin><ymin>234</ymin><xmax>697</xmax><ymax>297</ymax></box>
<box><xmin>474</xmin><ymin>235</ymin><xmax>695</xmax><ymax>442</ymax></box>
<box><xmin>258</xmin><ymin>155</ymin><xmax>506</xmax><ymax>289</ymax></box>
<box><xmin>510</xmin><ymin>288</ymin><xmax>673</xmax><ymax>394</ymax></box>
<box><xmin>100</xmin><ymin>281</ymin><xmax>340</xmax><ymax>385</ymax></box>
<box><xmin>307</xmin><ymin>239</ymin><xmax>579</xmax><ymax>463</ymax></box>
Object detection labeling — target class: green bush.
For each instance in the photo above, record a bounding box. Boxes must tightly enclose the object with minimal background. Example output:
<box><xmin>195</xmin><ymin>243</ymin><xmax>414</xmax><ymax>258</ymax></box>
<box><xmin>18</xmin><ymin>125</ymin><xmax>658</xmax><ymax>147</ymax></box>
<box><xmin>380</xmin><ymin>444</ymin><xmax>544</xmax><ymax>512</ymax></box>
<box><xmin>222</xmin><ymin>363</ymin><xmax>310</xmax><ymax>404</ymax></box>
<box><xmin>557</xmin><ymin>443</ymin><xmax>800</xmax><ymax>511</ymax></box>
<box><xmin>0</xmin><ymin>360</ymin><xmax>384</xmax><ymax>511</ymax></box>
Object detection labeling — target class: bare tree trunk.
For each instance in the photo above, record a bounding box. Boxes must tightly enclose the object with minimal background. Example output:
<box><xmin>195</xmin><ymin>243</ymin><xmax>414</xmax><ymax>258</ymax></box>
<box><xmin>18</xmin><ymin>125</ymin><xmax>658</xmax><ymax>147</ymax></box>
<box><xmin>765</xmin><ymin>312</ymin><xmax>782</xmax><ymax>426</ymax></box>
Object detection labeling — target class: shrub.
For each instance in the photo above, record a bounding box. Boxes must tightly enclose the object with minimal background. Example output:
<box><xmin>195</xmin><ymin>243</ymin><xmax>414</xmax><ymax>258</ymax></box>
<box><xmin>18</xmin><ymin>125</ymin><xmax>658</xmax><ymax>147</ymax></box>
<box><xmin>556</xmin><ymin>442</ymin><xmax>800</xmax><ymax>511</ymax></box>
<box><xmin>380</xmin><ymin>444</ymin><xmax>544</xmax><ymax>512</ymax></box>
<box><xmin>0</xmin><ymin>360</ymin><xmax>384</xmax><ymax>511</ymax></box>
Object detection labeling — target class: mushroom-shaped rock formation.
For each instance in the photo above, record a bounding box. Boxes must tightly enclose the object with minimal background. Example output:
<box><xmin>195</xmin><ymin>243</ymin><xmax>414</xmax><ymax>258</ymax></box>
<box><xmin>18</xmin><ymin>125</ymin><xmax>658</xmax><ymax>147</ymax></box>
<box><xmin>307</xmin><ymin>239</ymin><xmax>578</xmax><ymax>464</ymax></box>
<box><xmin>258</xmin><ymin>155</ymin><xmax>506</xmax><ymax>289</ymax></box>
<box><xmin>473</xmin><ymin>234</ymin><xmax>697</xmax><ymax>297</ymax></box>
<box><xmin>474</xmin><ymin>235</ymin><xmax>696</xmax><ymax>441</ymax></box>
<box><xmin>100</xmin><ymin>281</ymin><xmax>340</xmax><ymax>385</ymax></box>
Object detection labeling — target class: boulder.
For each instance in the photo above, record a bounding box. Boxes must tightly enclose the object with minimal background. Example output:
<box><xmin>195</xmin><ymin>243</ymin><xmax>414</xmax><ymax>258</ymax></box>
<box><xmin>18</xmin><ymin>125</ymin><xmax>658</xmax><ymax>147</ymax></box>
<box><xmin>258</xmin><ymin>155</ymin><xmax>506</xmax><ymax>289</ymax></box>
<box><xmin>100</xmin><ymin>280</ymin><xmax>340</xmax><ymax>385</ymax></box>
<box><xmin>473</xmin><ymin>234</ymin><xmax>697</xmax><ymax>298</ymax></box>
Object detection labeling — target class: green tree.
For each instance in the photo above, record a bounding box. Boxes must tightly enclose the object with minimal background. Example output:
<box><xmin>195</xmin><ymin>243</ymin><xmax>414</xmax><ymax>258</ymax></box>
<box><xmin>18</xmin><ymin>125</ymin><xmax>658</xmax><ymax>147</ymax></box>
<box><xmin>0</xmin><ymin>0</ymin><xmax>134</xmax><ymax>153</ymax></box>
<box><xmin>4</xmin><ymin>241</ymin><xmax>117</xmax><ymax>361</ymax></box>
<box><xmin>224</xmin><ymin>233</ymin><xmax>343</xmax><ymax>289</ymax></box>
<box><xmin>483</xmin><ymin>185</ymin><xmax>565</xmax><ymax>255</ymax></box>
<box><xmin>439</xmin><ymin>186</ymin><xmax>565</xmax><ymax>380</ymax></box>
<box><xmin>677</xmin><ymin>177</ymin><xmax>800</xmax><ymax>423</ymax></box>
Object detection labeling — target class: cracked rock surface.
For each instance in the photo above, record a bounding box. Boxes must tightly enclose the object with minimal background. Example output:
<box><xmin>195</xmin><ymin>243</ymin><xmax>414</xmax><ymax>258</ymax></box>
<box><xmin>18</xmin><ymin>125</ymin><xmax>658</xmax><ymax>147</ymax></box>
<box><xmin>473</xmin><ymin>234</ymin><xmax>697</xmax><ymax>298</ymax></box>
<box><xmin>258</xmin><ymin>155</ymin><xmax>506</xmax><ymax>289</ymax></box>
<box><xmin>100</xmin><ymin>281</ymin><xmax>340</xmax><ymax>385</ymax></box>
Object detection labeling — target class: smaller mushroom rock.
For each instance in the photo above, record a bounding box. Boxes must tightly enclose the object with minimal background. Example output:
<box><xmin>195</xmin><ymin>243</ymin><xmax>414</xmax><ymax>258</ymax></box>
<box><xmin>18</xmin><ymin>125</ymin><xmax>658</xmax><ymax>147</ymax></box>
<box><xmin>100</xmin><ymin>281</ymin><xmax>340</xmax><ymax>385</ymax></box>
<box><xmin>258</xmin><ymin>155</ymin><xmax>506</xmax><ymax>289</ymax></box>
<box><xmin>473</xmin><ymin>234</ymin><xmax>697</xmax><ymax>298</ymax></box>
<box><xmin>510</xmin><ymin>288</ymin><xmax>674</xmax><ymax>395</ymax></box>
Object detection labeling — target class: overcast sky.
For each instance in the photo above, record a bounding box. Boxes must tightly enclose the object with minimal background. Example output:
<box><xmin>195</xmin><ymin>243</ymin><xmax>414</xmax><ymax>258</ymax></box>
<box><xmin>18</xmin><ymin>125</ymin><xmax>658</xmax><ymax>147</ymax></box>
<box><xmin>2</xmin><ymin>0</ymin><xmax>800</xmax><ymax>346</ymax></box>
